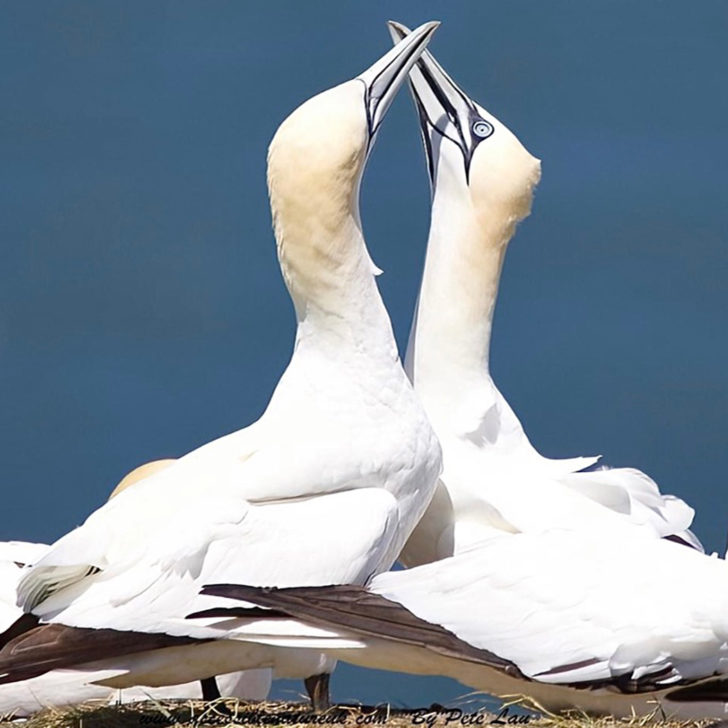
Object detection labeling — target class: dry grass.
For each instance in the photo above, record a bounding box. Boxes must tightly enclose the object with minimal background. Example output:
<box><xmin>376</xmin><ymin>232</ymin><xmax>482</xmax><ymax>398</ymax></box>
<box><xmin>0</xmin><ymin>699</ymin><xmax>721</xmax><ymax>728</ymax></box>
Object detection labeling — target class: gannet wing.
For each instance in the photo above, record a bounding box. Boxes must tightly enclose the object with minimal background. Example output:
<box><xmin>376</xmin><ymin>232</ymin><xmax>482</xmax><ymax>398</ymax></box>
<box><xmin>0</xmin><ymin>541</ymin><xmax>50</xmax><ymax>569</ymax></box>
<box><xmin>448</xmin><ymin>382</ymin><xmax>698</xmax><ymax>545</ymax></box>
<box><xmin>488</xmin><ymin>388</ymin><xmax>698</xmax><ymax>546</ymax></box>
<box><xmin>559</xmin><ymin>466</ymin><xmax>702</xmax><ymax>549</ymax></box>
<box><xmin>196</xmin><ymin>582</ymin><xmax>521</xmax><ymax>674</ymax></box>
<box><xmin>17</xmin><ymin>486</ymin><xmax>401</xmax><ymax>639</ymax></box>
<box><xmin>0</xmin><ymin>542</ymin><xmax>52</xmax><ymax>643</ymax></box>
<box><xmin>374</xmin><ymin>531</ymin><xmax>727</xmax><ymax>686</ymax></box>
<box><xmin>0</xmin><ymin>542</ymin><xmax>50</xmax><ymax>623</ymax></box>
<box><xmin>0</xmin><ymin>623</ymin><xmax>200</xmax><ymax>683</ymax></box>
<box><xmin>205</xmin><ymin>529</ymin><xmax>728</xmax><ymax>692</ymax></box>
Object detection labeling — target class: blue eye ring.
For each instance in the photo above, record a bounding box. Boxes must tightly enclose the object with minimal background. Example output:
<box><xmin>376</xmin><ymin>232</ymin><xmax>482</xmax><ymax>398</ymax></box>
<box><xmin>472</xmin><ymin>120</ymin><xmax>493</xmax><ymax>138</ymax></box>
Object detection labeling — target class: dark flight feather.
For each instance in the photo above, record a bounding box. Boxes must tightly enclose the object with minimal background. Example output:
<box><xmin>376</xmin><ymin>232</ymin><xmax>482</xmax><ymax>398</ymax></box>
<box><xmin>0</xmin><ymin>622</ymin><xmax>207</xmax><ymax>684</ymax></box>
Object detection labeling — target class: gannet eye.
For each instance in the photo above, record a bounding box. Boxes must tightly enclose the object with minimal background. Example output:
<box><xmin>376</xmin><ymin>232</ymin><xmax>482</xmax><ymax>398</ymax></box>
<box><xmin>472</xmin><ymin>120</ymin><xmax>493</xmax><ymax>139</ymax></box>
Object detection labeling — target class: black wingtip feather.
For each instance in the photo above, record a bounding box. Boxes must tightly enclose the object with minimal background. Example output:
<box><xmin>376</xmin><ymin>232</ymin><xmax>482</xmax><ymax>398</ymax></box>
<box><xmin>200</xmin><ymin>582</ymin><xmax>525</xmax><ymax>679</ymax></box>
<box><xmin>187</xmin><ymin>605</ymin><xmax>288</xmax><ymax>620</ymax></box>
<box><xmin>0</xmin><ymin>623</ymin><xmax>207</xmax><ymax>684</ymax></box>
<box><xmin>667</xmin><ymin>677</ymin><xmax>728</xmax><ymax>702</ymax></box>
<box><xmin>0</xmin><ymin>612</ymin><xmax>39</xmax><ymax>650</ymax></box>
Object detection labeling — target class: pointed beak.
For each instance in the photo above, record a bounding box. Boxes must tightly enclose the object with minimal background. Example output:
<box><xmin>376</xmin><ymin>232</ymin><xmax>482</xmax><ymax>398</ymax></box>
<box><xmin>357</xmin><ymin>21</ymin><xmax>439</xmax><ymax>139</ymax></box>
<box><xmin>387</xmin><ymin>20</ymin><xmax>491</xmax><ymax>181</ymax></box>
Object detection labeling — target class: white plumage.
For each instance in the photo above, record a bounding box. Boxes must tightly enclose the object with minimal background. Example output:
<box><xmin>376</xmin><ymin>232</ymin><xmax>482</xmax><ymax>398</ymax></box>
<box><xmin>189</xmin><ymin>24</ymin><xmax>727</xmax><ymax>720</ymax></box>
<box><xmin>387</xmin><ymin>21</ymin><xmax>700</xmax><ymax>566</ymax></box>
<box><xmin>0</xmin><ymin>541</ymin><xmax>270</xmax><ymax>717</ymax></box>
<box><xmin>6</xmin><ymin>22</ymin><xmax>442</xmax><ymax>702</ymax></box>
<box><xmin>220</xmin><ymin>529</ymin><xmax>728</xmax><ymax>718</ymax></box>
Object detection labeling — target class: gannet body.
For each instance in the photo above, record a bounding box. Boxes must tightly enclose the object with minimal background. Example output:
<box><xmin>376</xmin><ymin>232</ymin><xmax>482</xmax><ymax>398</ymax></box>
<box><xmin>0</xmin><ymin>541</ymin><xmax>270</xmax><ymax>716</ymax></box>
<box><xmin>384</xmin><ymin>22</ymin><xmax>700</xmax><ymax>566</ymax></box>
<box><xmin>174</xmin><ymin>25</ymin><xmax>727</xmax><ymax>719</ymax></box>
<box><xmin>0</xmin><ymin>23</ymin><xmax>442</xmax><ymax>709</ymax></box>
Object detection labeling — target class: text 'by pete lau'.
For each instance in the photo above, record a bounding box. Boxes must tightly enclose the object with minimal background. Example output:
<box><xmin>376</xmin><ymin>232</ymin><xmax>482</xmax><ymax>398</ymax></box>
<box><xmin>411</xmin><ymin>707</ymin><xmax>532</xmax><ymax>727</ymax></box>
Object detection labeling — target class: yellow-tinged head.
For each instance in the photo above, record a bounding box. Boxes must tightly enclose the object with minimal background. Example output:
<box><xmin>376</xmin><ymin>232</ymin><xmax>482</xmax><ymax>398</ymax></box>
<box><xmin>267</xmin><ymin>80</ymin><xmax>369</xmax><ymax>304</ymax></box>
<box><xmin>266</xmin><ymin>22</ymin><xmax>438</xmax><ymax>320</ymax></box>
<box><xmin>390</xmin><ymin>21</ymin><xmax>541</xmax><ymax>381</ymax></box>
<box><xmin>389</xmin><ymin>21</ymin><xmax>541</xmax><ymax>247</ymax></box>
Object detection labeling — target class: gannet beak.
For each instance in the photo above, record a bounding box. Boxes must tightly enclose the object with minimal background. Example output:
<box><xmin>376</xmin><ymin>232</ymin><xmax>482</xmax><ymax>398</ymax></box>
<box><xmin>387</xmin><ymin>20</ymin><xmax>490</xmax><ymax>182</ymax></box>
<box><xmin>358</xmin><ymin>21</ymin><xmax>439</xmax><ymax>140</ymax></box>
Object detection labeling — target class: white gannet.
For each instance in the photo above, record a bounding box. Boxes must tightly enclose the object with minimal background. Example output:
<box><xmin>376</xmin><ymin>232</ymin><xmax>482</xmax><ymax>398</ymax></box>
<box><xmin>383</xmin><ymin>22</ymin><xmax>701</xmax><ymax>567</ymax></box>
<box><xmin>0</xmin><ymin>464</ymin><xmax>271</xmax><ymax>717</ymax></box>
<box><xmin>0</xmin><ymin>23</ymin><xmax>442</xmax><ymax>711</ymax></box>
<box><xmin>172</xmin><ymin>26</ymin><xmax>728</xmax><ymax>719</ymax></box>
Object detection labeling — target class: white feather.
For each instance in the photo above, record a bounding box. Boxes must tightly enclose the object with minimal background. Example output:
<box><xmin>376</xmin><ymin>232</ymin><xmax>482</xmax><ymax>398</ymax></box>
<box><xmin>0</xmin><ymin>542</ymin><xmax>271</xmax><ymax>717</ymax></box>
<box><xmin>397</xmin><ymin>25</ymin><xmax>699</xmax><ymax>565</ymax></box>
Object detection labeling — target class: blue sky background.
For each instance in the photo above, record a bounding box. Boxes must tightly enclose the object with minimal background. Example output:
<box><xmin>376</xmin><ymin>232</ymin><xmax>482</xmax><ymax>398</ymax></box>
<box><xmin>1</xmin><ymin>0</ymin><xmax>727</xmax><ymax>708</ymax></box>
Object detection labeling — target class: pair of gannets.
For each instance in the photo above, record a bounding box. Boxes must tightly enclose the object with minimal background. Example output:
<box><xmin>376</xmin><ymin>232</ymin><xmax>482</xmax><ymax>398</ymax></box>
<box><xmin>192</xmin><ymin>23</ymin><xmax>728</xmax><ymax>718</ymax></box>
<box><xmin>0</xmin><ymin>19</ymin><xmax>720</xmax><ymax>718</ymax></box>
<box><xmin>0</xmin><ymin>23</ymin><xmax>442</xmax><ymax>712</ymax></box>
<box><xmin>0</xmin><ymin>465</ymin><xmax>271</xmax><ymax>717</ymax></box>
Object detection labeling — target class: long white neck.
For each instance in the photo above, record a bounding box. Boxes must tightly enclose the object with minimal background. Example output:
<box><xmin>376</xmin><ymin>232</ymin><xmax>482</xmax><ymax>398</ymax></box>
<box><xmin>405</xmin><ymin>172</ymin><xmax>511</xmax><ymax>407</ymax></box>
<box><xmin>272</xmin><ymin>191</ymin><xmax>398</xmax><ymax>376</ymax></box>
<box><xmin>288</xmin><ymin>222</ymin><xmax>398</xmax><ymax>365</ymax></box>
<box><xmin>266</xmin><ymin>116</ymin><xmax>399</xmax><ymax>368</ymax></box>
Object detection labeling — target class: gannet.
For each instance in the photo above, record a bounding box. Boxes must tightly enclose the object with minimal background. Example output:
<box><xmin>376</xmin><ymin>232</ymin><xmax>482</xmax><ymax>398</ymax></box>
<box><xmin>0</xmin><ymin>463</ymin><xmax>270</xmax><ymax>717</ymax></box>
<box><xmin>166</xmin><ymin>26</ymin><xmax>728</xmax><ymax>719</ymax></box>
<box><xmin>383</xmin><ymin>21</ymin><xmax>701</xmax><ymax>566</ymax></box>
<box><xmin>0</xmin><ymin>23</ymin><xmax>442</xmax><ymax>711</ymax></box>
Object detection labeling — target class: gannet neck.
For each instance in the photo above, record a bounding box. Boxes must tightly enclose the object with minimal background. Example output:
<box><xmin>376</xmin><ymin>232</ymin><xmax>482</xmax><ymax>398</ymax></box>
<box><xmin>265</xmin><ymin>23</ymin><xmax>438</xmax><ymax>364</ymax></box>
<box><xmin>278</xmin><ymin>201</ymin><xmax>396</xmax><ymax>361</ymax></box>
<box><xmin>407</xmin><ymin>177</ymin><xmax>506</xmax><ymax>387</ymax></box>
<box><xmin>267</xmin><ymin>81</ymin><xmax>397</xmax><ymax>361</ymax></box>
<box><xmin>387</xmin><ymin>20</ymin><xmax>540</xmax><ymax>406</ymax></box>
<box><xmin>406</xmin><ymin>137</ymin><xmax>541</xmax><ymax>403</ymax></box>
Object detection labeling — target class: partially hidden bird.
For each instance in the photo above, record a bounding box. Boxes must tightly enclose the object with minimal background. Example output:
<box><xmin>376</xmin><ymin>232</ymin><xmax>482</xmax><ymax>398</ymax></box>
<box><xmin>0</xmin><ymin>461</ymin><xmax>270</xmax><ymax>717</ymax></box>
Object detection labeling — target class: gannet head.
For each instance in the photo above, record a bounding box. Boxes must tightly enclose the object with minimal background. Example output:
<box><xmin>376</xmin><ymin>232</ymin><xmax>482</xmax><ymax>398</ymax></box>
<box><xmin>392</xmin><ymin>22</ymin><xmax>542</xmax><ymax>398</ymax></box>
<box><xmin>389</xmin><ymin>21</ymin><xmax>541</xmax><ymax>238</ymax></box>
<box><xmin>267</xmin><ymin>22</ymin><xmax>438</xmax><ymax>320</ymax></box>
<box><xmin>108</xmin><ymin>459</ymin><xmax>176</xmax><ymax>499</ymax></box>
